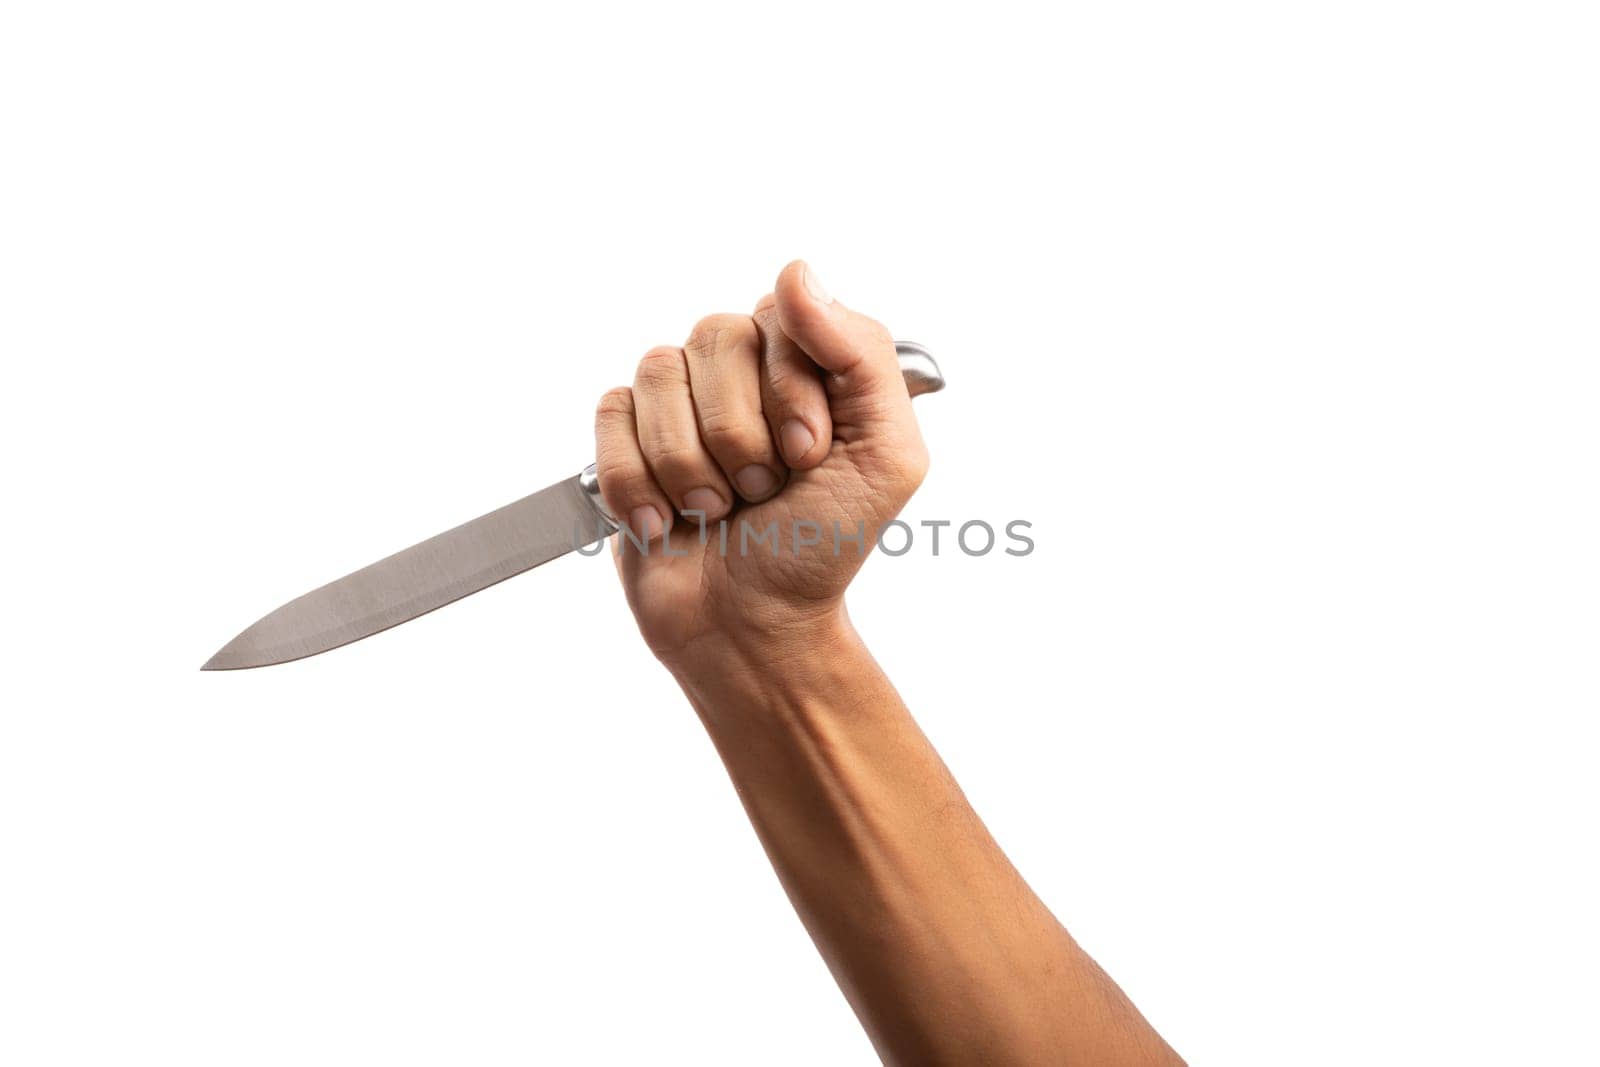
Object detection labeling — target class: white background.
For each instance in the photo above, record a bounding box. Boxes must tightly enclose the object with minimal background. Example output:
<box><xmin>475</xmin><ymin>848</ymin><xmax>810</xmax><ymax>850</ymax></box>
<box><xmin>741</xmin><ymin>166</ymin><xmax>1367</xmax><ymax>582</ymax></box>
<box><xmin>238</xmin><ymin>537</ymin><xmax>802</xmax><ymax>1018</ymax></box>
<box><xmin>2</xmin><ymin>2</ymin><xmax>1596</xmax><ymax>1063</ymax></box>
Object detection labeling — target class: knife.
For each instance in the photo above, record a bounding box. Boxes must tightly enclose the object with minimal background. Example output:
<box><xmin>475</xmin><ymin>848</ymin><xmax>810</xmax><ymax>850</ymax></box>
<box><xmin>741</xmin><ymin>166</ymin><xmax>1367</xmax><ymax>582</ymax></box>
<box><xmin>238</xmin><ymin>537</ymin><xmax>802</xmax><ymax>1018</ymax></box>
<box><xmin>202</xmin><ymin>342</ymin><xmax>944</xmax><ymax>670</ymax></box>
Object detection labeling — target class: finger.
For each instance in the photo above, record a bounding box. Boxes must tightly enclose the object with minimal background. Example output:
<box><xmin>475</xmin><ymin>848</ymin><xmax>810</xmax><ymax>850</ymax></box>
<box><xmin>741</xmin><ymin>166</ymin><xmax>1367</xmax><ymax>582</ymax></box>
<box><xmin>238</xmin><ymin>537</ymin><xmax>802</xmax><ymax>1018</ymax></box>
<box><xmin>631</xmin><ymin>346</ymin><xmax>734</xmax><ymax>521</ymax></box>
<box><xmin>753</xmin><ymin>294</ymin><xmax>832</xmax><ymax>469</ymax></box>
<box><xmin>594</xmin><ymin>386</ymin><xmax>674</xmax><ymax>545</ymax></box>
<box><xmin>772</xmin><ymin>260</ymin><xmax>909</xmax><ymax>424</ymax></box>
<box><xmin>682</xmin><ymin>314</ymin><xmax>785</xmax><ymax>503</ymax></box>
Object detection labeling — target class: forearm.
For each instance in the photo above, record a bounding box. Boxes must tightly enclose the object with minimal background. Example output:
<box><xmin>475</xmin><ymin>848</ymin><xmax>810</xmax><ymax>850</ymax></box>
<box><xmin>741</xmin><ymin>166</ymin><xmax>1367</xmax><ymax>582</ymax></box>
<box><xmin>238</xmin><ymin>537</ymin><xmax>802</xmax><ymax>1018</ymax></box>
<box><xmin>666</xmin><ymin>617</ymin><xmax>1181</xmax><ymax>1066</ymax></box>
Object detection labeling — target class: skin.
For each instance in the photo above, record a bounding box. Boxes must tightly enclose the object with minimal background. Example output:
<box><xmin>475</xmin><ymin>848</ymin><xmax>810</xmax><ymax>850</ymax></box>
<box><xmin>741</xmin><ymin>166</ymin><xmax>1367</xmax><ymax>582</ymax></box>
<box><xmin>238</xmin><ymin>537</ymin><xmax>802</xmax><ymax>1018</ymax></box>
<box><xmin>594</xmin><ymin>260</ymin><xmax>1184</xmax><ymax>1066</ymax></box>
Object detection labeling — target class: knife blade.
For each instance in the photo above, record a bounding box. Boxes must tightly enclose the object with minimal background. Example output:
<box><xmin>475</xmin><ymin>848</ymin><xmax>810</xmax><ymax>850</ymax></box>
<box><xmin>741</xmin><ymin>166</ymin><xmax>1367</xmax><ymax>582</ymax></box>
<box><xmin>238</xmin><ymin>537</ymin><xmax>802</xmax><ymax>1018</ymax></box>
<box><xmin>203</xmin><ymin>342</ymin><xmax>943</xmax><ymax>670</ymax></box>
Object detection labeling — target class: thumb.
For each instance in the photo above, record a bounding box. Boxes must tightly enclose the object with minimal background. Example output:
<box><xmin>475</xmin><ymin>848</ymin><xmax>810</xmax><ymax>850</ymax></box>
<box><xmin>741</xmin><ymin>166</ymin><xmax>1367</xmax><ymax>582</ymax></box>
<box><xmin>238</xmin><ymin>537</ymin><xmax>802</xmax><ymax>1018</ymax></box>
<box><xmin>773</xmin><ymin>260</ymin><xmax>905</xmax><ymax>408</ymax></box>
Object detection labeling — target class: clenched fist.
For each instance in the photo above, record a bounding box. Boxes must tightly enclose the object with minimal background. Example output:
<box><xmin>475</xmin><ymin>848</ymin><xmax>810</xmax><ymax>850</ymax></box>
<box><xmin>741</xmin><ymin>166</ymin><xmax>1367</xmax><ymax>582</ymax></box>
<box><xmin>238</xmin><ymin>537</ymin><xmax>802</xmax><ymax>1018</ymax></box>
<box><xmin>592</xmin><ymin>261</ymin><xmax>933</xmax><ymax>665</ymax></box>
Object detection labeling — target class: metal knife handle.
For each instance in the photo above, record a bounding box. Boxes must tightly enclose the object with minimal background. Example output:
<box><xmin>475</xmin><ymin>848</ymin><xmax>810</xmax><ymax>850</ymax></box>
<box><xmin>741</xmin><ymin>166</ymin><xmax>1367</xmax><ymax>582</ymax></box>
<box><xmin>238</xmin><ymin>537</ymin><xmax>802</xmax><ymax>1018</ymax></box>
<box><xmin>579</xmin><ymin>341</ymin><xmax>943</xmax><ymax>524</ymax></box>
<box><xmin>893</xmin><ymin>340</ymin><xmax>945</xmax><ymax>399</ymax></box>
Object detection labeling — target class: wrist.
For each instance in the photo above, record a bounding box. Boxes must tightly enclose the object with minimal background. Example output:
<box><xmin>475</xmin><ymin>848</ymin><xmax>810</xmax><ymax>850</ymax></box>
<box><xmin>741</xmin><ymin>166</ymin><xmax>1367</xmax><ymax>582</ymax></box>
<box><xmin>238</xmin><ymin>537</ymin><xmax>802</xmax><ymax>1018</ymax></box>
<box><xmin>660</xmin><ymin>605</ymin><xmax>869</xmax><ymax>727</ymax></box>
<box><xmin>656</xmin><ymin>596</ymin><xmax>847</xmax><ymax>674</ymax></box>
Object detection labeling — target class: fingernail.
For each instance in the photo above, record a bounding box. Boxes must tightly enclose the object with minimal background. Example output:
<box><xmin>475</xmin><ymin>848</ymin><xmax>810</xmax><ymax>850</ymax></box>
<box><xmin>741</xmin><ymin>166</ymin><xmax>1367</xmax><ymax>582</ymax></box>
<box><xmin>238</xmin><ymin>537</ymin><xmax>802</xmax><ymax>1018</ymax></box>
<box><xmin>803</xmin><ymin>264</ymin><xmax>833</xmax><ymax>305</ymax></box>
<box><xmin>735</xmin><ymin>464</ymin><xmax>778</xmax><ymax>500</ymax></box>
<box><xmin>628</xmin><ymin>504</ymin><xmax>666</xmax><ymax>542</ymax></box>
<box><xmin>682</xmin><ymin>486</ymin><xmax>726</xmax><ymax>517</ymax></box>
<box><xmin>779</xmin><ymin>419</ymin><xmax>815</xmax><ymax>463</ymax></box>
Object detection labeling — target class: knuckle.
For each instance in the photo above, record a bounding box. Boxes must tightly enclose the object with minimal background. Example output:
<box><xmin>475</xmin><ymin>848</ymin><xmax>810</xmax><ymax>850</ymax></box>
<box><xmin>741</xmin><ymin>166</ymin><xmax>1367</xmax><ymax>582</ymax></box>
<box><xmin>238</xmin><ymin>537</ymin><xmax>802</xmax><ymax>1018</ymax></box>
<box><xmin>641</xmin><ymin>429</ymin><xmax>700</xmax><ymax>463</ymax></box>
<box><xmin>764</xmin><ymin>356</ymin><xmax>817</xmax><ymax>399</ymax></box>
<box><xmin>594</xmin><ymin>386</ymin><xmax>634</xmax><ymax>420</ymax></box>
<box><xmin>598</xmin><ymin>470</ymin><xmax>652</xmax><ymax>511</ymax></box>
<box><xmin>698</xmin><ymin>411</ymin><xmax>769</xmax><ymax>459</ymax></box>
<box><xmin>634</xmin><ymin>346</ymin><xmax>687</xmax><ymax>387</ymax></box>
<box><xmin>643</xmin><ymin>442</ymin><xmax>706</xmax><ymax>485</ymax></box>
<box><xmin>685</xmin><ymin>313</ymin><xmax>756</xmax><ymax>358</ymax></box>
<box><xmin>595</xmin><ymin>459</ymin><xmax>656</xmax><ymax>504</ymax></box>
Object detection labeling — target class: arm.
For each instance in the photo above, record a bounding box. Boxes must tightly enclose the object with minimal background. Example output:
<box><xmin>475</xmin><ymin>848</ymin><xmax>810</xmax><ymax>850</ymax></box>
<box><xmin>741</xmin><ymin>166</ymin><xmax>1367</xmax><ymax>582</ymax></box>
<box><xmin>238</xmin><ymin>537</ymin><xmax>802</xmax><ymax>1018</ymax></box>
<box><xmin>593</xmin><ymin>261</ymin><xmax>1181</xmax><ymax>1065</ymax></box>
<box><xmin>668</xmin><ymin>624</ymin><xmax>1179</xmax><ymax>1065</ymax></box>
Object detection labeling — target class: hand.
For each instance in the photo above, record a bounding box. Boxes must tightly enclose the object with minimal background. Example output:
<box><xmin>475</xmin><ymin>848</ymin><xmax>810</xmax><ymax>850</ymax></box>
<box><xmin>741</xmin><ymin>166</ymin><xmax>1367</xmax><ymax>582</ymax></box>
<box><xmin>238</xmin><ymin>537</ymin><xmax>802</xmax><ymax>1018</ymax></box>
<box><xmin>592</xmin><ymin>261</ymin><xmax>929</xmax><ymax>666</ymax></box>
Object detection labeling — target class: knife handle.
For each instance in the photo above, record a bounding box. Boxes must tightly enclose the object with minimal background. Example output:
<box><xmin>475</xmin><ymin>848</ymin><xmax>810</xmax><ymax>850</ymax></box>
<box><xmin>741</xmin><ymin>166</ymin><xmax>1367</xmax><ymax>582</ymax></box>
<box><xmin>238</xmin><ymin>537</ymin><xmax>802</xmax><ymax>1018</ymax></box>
<box><xmin>579</xmin><ymin>341</ymin><xmax>943</xmax><ymax>524</ymax></box>
<box><xmin>893</xmin><ymin>340</ymin><xmax>945</xmax><ymax>399</ymax></box>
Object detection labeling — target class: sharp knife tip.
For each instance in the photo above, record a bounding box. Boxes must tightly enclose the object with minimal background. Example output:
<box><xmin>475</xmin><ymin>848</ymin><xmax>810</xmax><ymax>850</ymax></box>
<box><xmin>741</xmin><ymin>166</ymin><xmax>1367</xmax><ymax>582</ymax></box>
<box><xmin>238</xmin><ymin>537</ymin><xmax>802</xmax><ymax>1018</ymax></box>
<box><xmin>201</xmin><ymin>631</ymin><xmax>320</xmax><ymax>671</ymax></box>
<box><xmin>201</xmin><ymin>636</ymin><xmax>265</xmax><ymax>671</ymax></box>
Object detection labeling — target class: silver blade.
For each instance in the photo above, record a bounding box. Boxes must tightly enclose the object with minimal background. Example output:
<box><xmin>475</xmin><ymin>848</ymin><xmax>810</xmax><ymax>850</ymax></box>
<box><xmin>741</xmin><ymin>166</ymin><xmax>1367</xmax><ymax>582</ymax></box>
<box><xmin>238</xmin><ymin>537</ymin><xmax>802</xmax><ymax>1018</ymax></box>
<box><xmin>202</xmin><ymin>474</ymin><xmax>614</xmax><ymax>670</ymax></box>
